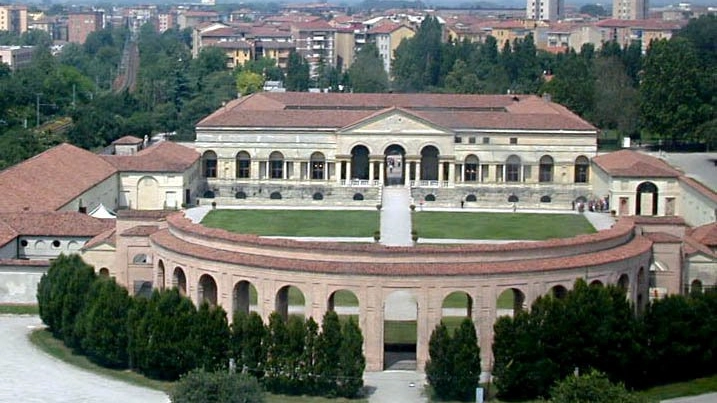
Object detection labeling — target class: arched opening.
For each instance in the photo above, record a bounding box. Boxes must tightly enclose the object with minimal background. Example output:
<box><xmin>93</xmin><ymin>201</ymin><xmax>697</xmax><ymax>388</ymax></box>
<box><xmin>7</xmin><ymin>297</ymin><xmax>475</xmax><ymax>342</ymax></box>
<box><xmin>328</xmin><ymin>289</ymin><xmax>359</xmax><ymax>322</ymax></box>
<box><xmin>173</xmin><ymin>267</ymin><xmax>187</xmax><ymax>295</ymax></box>
<box><xmin>275</xmin><ymin>285</ymin><xmax>305</xmax><ymax>320</ymax></box>
<box><xmin>539</xmin><ymin>155</ymin><xmax>554</xmax><ymax>182</ymax></box>
<box><xmin>551</xmin><ymin>285</ymin><xmax>568</xmax><ymax>299</ymax></box>
<box><xmin>506</xmin><ymin>155</ymin><xmax>521</xmax><ymax>182</ymax></box>
<box><xmin>540</xmin><ymin>195</ymin><xmax>552</xmax><ymax>203</ymax></box>
<box><xmin>233</xmin><ymin>280</ymin><xmax>258</xmax><ymax>315</ymax></box>
<box><xmin>691</xmin><ymin>279</ymin><xmax>703</xmax><ymax>294</ymax></box>
<box><xmin>312</xmin><ymin>192</ymin><xmax>323</xmax><ymax>200</ymax></box>
<box><xmin>425</xmin><ymin>194</ymin><xmax>436</xmax><ymax>202</ymax></box>
<box><xmin>508</xmin><ymin>195</ymin><xmax>519</xmax><ymax>203</ymax></box>
<box><xmin>420</xmin><ymin>145</ymin><xmax>439</xmax><ymax>181</ymax></box>
<box><xmin>350</xmin><ymin>145</ymin><xmax>370</xmax><ymax>180</ymax></box>
<box><xmin>156</xmin><ymin>260</ymin><xmax>165</xmax><ymax>290</ymax></box>
<box><xmin>99</xmin><ymin>267</ymin><xmax>110</xmax><ymax>277</ymax></box>
<box><xmin>464</xmin><ymin>155</ymin><xmax>479</xmax><ymax>182</ymax></box>
<box><xmin>442</xmin><ymin>291</ymin><xmax>473</xmax><ymax>333</ymax></box>
<box><xmin>496</xmin><ymin>288</ymin><xmax>525</xmax><ymax>317</ymax></box>
<box><xmin>353</xmin><ymin>193</ymin><xmax>364</xmax><ymax>201</ymax></box>
<box><xmin>385</xmin><ymin>144</ymin><xmax>406</xmax><ymax>185</ymax></box>
<box><xmin>310</xmin><ymin>152</ymin><xmax>325</xmax><ymax>180</ymax></box>
<box><xmin>269</xmin><ymin>151</ymin><xmax>284</xmax><ymax>179</ymax></box>
<box><xmin>236</xmin><ymin>151</ymin><xmax>251</xmax><ymax>178</ymax></box>
<box><xmin>270</xmin><ymin>191</ymin><xmax>282</xmax><ymax>200</ymax></box>
<box><xmin>235</xmin><ymin>191</ymin><xmax>247</xmax><ymax>199</ymax></box>
<box><xmin>198</xmin><ymin>274</ymin><xmax>218</xmax><ymax>306</ymax></box>
<box><xmin>132</xmin><ymin>253</ymin><xmax>149</xmax><ymax>264</ymax></box>
<box><xmin>137</xmin><ymin>176</ymin><xmax>161</xmax><ymax>210</ymax></box>
<box><xmin>384</xmin><ymin>290</ymin><xmax>417</xmax><ymax>370</ymax></box>
<box><xmin>617</xmin><ymin>274</ymin><xmax>630</xmax><ymax>293</ymax></box>
<box><xmin>574</xmin><ymin>155</ymin><xmax>589</xmax><ymax>183</ymax></box>
<box><xmin>465</xmin><ymin>194</ymin><xmax>477</xmax><ymax>202</ymax></box>
<box><xmin>202</xmin><ymin>151</ymin><xmax>217</xmax><ymax>178</ymax></box>
<box><xmin>636</xmin><ymin>181</ymin><xmax>658</xmax><ymax>216</ymax></box>
<box><xmin>203</xmin><ymin>190</ymin><xmax>215</xmax><ymax>198</ymax></box>
<box><xmin>590</xmin><ymin>280</ymin><xmax>604</xmax><ymax>287</ymax></box>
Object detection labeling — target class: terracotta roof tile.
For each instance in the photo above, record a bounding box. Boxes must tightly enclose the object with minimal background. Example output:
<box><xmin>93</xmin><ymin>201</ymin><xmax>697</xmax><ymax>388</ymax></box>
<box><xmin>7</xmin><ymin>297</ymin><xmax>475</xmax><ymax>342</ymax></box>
<box><xmin>679</xmin><ymin>176</ymin><xmax>717</xmax><ymax>204</ymax></box>
<box><xmin>643</xmin><ymin>232</ymin><xmax>682</xmax><ymax>243</ymax></box>
<box><xmin>689</xmin><ymin>223</ymin><xmax>717</xmax><ymax>247</ymax></box>
<box><xmin>102</xmin><ymin>141</ymin><xmax>199</xmax><ymax>172</ymax></box>
<box><xmin>0</xmin><ymin>212</ymin><xmax>114</xmax><ymax>237</ymax></box>
<box><xmin>683</xmin><ymin>236</ymin><xmax>716</xmax><ymax>257</ymax></box>
<box><xmin>120</xmin><ymin>225</ymin><xmax>160</xmax><ymax>237</ymax></box>
<box><xmin>0</xmin><ymin>219</ymin><xmax>18</xmax><ymax>248</ymax></box>
<box><xmin>82</xmin><ymin>228</ymin><xmax>116</xmax><ymax>250</ymax></box>
<box><xmin>0</xmin><ymin>259</ymin><xmax>50</xmax><ymax>267</ymax></box>
<box><xmin>116</xmin><ymin>210</ymin><xmax>174</xmax><ymax>220</ymax></box>
<box><xmin>112</xmin><ymin>135</ymin><xmax>143</xmax><ymax>145</ymax></box>
<box><xmin>634</xmin><ymin>216</ymin><xmax>686</xmax><ymax>225</ymax></box>
<box><xmin>0</xmin><ymin>143</ymin><xmax>118</xmax><ymax>213</ymax></box>
<box><xmin>593</xmin><ymin>150</ymin><xmax>681</xmax><ymax>177</ymax></box>
<box><xmin>151</xmin><ymin>228</ymin><xmax>652</xmax><ymax>276</ymax></box>
<box><xmin>197</xmin><ymin>92</ymin><xmax>597</xmax><ymax>132</ymax></box>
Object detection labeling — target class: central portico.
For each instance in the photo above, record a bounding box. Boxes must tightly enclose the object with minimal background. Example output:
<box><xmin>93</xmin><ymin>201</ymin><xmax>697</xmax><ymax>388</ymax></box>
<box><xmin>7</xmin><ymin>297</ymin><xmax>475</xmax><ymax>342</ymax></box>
<box><xmin>191</xmin><ymin>92</ymin><xmax>597</xmax><ymax>207</ymax></box>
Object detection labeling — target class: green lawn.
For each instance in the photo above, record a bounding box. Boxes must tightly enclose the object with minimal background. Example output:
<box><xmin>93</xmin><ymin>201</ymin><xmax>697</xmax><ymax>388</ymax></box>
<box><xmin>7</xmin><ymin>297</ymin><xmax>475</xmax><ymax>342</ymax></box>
<box><xmin>202</xmin><ymin>209</ymin><xmax>379</xmax><ymax>237</ymax></box>
<box><xmin>0</xmin><ymin>304</ymin><xmax>39</xmax><ymax>315</ymax></box>
<box><xmin>384</xmin><ymin>321</ymin><xmax>417</xmax><ymax>344</ymax></box>
<box><xmin>412</xmin><ymin>211</ymin><xmax>595</xmax><ymax>240</ymax></box>
<box><xmin>202</xmin><ymin>209</ymin><xmax>595</xmax><ymax>240</ymax></box>
<box><xmin>442</xmin><ymin>292</ymin><xmax>470</xmax><ymax>308</ymax></box>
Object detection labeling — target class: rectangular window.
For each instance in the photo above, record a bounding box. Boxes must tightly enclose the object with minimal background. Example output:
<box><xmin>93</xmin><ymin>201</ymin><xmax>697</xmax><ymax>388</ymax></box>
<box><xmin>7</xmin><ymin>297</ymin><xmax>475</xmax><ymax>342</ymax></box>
<box><xmin>237</xmin><ymin>160</ymin><xmax>250</xmax><ymax>178</ymax></box>
<box><xmin>465</xmin><ymin>163</ymin><xmax>478</xmax><ymax>181</ymax></box>
<box><xmin>496</xmin><ymin>164</ymin><xmax>504</xmax><ymax>182</ymax></box>
<box><xmin>482</xmin><ymin>137</ymin><xmax>490</xmax><ymax>144</ymax></box>
<box><xmin>523</xmin><ymin>165</ymin><xmax>531</xmax><ymax>181</ymax></box>
<box><xmin>481</xmin><ymin>164</ymin><xmax>489</xmax><ymax>182</ymax></box>
<box><xmin>469</xmin><ymin>137</ymin><xmax>476</xmax><ymax>144</ymax></box>
<box><xmin>454</xmin><ymin>136</ymin><xmax>462</xmax><ymax>143</ymax></box>
<box><xmin>510</xmin><ymin>137</ymin><xmax>518</xmax><ymax>145</ymax></box>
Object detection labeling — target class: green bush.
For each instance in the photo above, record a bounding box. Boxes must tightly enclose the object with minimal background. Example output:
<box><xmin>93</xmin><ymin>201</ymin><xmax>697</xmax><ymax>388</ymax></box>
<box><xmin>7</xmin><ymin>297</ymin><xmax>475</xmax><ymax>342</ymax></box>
<box><xmin>170</xmin><ymin>368</ymin><xmax>264</xmax><ymax>403</ymax></box>
<box><xmin>550</xmin><ymin>370</ymin><xmax>649</xmax><ymax>403</ymax></box>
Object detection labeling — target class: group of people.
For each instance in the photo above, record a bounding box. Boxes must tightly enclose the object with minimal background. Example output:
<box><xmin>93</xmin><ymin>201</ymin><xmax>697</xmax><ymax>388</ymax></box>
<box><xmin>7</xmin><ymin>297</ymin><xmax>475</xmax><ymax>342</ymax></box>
<box><xmin>573</xmin><ymin>197</ymin><xmax>609</xmax><ymax>213</ymax></box>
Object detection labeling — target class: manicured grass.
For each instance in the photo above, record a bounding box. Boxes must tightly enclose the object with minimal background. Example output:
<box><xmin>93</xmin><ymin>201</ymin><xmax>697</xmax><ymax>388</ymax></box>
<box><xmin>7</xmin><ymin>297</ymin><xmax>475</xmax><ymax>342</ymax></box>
<box><xmin>442</xmin><ymin>292</ymin><xmax>470</xmax><ymax>308</ymax></box>
<box><xmin>496</xmin><ymin>290</ymin><xmax>515</xmax><ymax>309</ymax></box>
<box><xmin>203</xmin><ymin>209</ymin><xmax>594</xmax><ymax>240</ymax></box>
<box><xmin>333</xmin><ymin>290</ymin><xmax>359</xmax><ymax>307</ymax></box>
<box><xmin>638</xmin><ymin>374</ymin><xmax>717</xmax><ymax>401</ymax></box>
<box><xmin>413</xmin><ymin>211</ymin><xmax>595</xmax><ymax>240</ymax></box>
<box><xmin>202</xmin><ymin>209</ymin><xmax>379</xmax><ymax>237</ymax></box>
<box><xmin>29</xmin><ymin>328</ymin><xmax>173</xmax><ymax>393</ymax></box>
<box><xmin>30</xmin><ymin>328</ymin><xmax>367</xmax><ymax>402</ymax></box>
<box><xmin>384</xmin><ymin>320</ymin><xmax>417</xmax><ymax>345</ymax></box>
<box><xmin>0</xmin><ymin>304</ymin><xmax>39</xmax><ymax>315</ymax></box>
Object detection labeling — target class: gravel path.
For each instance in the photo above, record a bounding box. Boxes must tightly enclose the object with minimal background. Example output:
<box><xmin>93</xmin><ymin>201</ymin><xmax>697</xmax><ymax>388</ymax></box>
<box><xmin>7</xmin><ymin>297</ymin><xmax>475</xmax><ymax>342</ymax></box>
<box><xmin>0</xmin><ymin>315</ymin><xmax>170</xmax><ymax>403</ymax></box>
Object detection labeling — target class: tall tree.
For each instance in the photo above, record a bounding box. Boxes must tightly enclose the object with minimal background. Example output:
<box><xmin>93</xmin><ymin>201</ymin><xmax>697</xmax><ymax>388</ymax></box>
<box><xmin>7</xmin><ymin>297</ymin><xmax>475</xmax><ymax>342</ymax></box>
<box><xmin>426</xmin><ymin>321</ymin><xmax>452</xmax><ymax>398</ymax></box>
<box><xmin>348</xmin><ymin>43</ymin><xmax>388</xmax><ymax>93</ymax></box>
<box><xmin>316</xmin><ymin>311</ymin><xmax>342</xmax><ymax>396</ymax></box>
<box><xmin>450</xmin><ymin>319</ymin><xmax>481</xmax><ymax>401</ymax></box>
<box><xmin>191</xmin><ymin>302</ymin><xmax>230</xmax><ymax>371</ymax></box>
<box><xmin>285</xmin><ymin>51</ymin><xmax>310</xmax><ymax>92</ymax></box>
<box><xmin>640</xmin><ymin>38</ymin><xmax>710</xmax><ymax>146</ymax></box>
<box><xmin>338</xmin><ymin>317</ymin><xmax>365</xmax><ymax>398</ymax></box>
<box><xmin>392</xmin><ymin>16</ymin><xmax>444</xmax><ymax>91</ymax></box>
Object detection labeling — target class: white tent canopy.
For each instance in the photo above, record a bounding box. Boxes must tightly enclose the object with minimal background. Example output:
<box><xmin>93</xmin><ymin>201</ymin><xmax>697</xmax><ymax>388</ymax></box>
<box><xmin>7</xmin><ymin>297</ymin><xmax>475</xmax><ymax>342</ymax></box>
<box><xmin>89</xmin><ymin>203</ymin><xmax>116</xmax><ymax>219</ymax></box>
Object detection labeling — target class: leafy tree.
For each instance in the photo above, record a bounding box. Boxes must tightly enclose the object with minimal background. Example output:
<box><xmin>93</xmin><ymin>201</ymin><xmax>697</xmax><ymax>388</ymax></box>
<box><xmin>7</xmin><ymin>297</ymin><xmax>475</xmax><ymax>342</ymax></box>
<box><xmin>445</xmin><ymin>59</ymin><xmax>480</xmax><ymax>94</ymax></box>
<box><xmin>263</xmin><ymin>312</ymin><xmax>289</xmax><ymax>392</ymax></box>
<box><xmin>231</xmin><ymin>311</ymin><xmax>266</xmax><ymax>378</ymax></box>
<box><xmin>338</xmin><ymin>317</ymin><xmax>365</xmax><ymax>398</ymax></box>
<box><xmin>640</xmin><ymin>38</ymin><xmax>711</xmax><ymax>146</ymax></box>
<box><xmin>316</xmin><ymin>311</ymin><xmax>342</xmax><ymax>396</ymax></box>
<box><xmin>426</xmin><ymin>321</ymin><xmax>452</xmax><ymax>398</ymax></box>
<box><xmin>550</xmin><ymin>370</ymin><xmax>649</xmax><ymax>403</ymax></box>
<box><xmin>580</xmin><ymin>4</ymin><xmax>609</xmax><ymax>16</ymax></box>
<box><xmin>392</xmin><ymin>16</ymin><xmax>444</xmax><ymax>91</ymax></box>
<box><xmin>450</xmin><ymin>319</ymin><xmax>481</xmax><ymax>401</ymax></box>
<box><xmin>541</xmin><ymin>49</ymin><xmax>594</xmax><ymax>116</ymax></box>
<box><xmin>285</xmin><ymin>51</ymin><xmax>310</xmax><ymax>91</ymax></box>
<box><xmin>348</xmin><ymin>43</ymin><xmax>388</xmax><ymax>93</ymax></box>
<box><xmin>57</xmin><ymin>255</ymin><xmax>97</xmax><ymax>349</ymax></box>
<box><xmin>129</xmin><ymin>288</ymin><xmax>198</xmax><ymax>380</ymax></box>
<box><xmin>191</xmin><ymin>302</ymin><xmax>230</xmax><ymax>371</ymax></box>
<box><xmin>284</xmin><ymin>315</ymin><xmax>309</xmax><ymax>393</ymax></box>
<box><xmin>77</xmin><ymin>277</ymin><xmax>132</xmax><ymax>368</ymax></box>
<box><xmin>171</xmin><ymin>368</ymin><xmax>265</xmax><ymax>403</ymax></box>
<box><xmin>302</xmin><ymin>317</ymin><xmax>320</xmax><ymax>394</ymax></box>
<box><xmin>241</xmin><ymin>57</ymin><xmax>284</xmax><ymax>82</ymax></box>
<box><xmin>236</xmin><ymin>71</ymin><xmax>264</xmax><ymax>95</ymax></box>
<box><xmin>592</xmin><ymin>57</ymin><xmax>639</xmax><ymax>136</ymax></box>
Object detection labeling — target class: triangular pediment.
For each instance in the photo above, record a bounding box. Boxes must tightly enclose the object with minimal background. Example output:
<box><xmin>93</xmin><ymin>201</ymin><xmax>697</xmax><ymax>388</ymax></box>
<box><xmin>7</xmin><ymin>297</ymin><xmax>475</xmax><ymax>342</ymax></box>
<box><xmin>339</xmin><ymin>107</ymin><xmax>453</xmax><ymax>135</ymax></box>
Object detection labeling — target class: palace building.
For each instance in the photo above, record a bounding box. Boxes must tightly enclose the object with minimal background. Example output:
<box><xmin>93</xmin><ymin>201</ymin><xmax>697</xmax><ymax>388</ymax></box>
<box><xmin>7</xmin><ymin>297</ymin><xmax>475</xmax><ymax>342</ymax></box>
<box><xmin>0</xmin><ymin>92</ymin><xmax>715</xmax><ymax>373</ymax></box>
<box><xmin>192</xmin><ymin>92</ymin><xmax>597</xmax><ymax>209</ymax></box>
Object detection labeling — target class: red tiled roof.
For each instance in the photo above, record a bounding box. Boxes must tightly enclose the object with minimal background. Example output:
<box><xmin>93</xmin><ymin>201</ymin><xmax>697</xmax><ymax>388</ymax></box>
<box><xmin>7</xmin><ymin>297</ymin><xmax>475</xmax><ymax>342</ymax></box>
<box><xmin>212</xmin><ymin>41</ymin><xmax>253</xmax><ymax>49</ymax></box>
<box><xmin>197</xmin><ymin>92</ymin><xmax>597</xmax><ymax>132</ymax></box>
<box><xmin>0</xmin><ymin>212</ymin><xmax>114</xmax><ymax>237</ymax></box>
<box><xmin>634</xmin><ymin>216</ymin><xmax>686</xmax><ymax>225</ymax></box>
<box><xmin>120</xmin><ymin>225</ymin><xmax>160</xmax><ymax>237</ymax></box>
<box><xmin>689</xmin><ymin>223</ymin><xmax>717</xmax><ymax>247</ymax></box>
<box><xmin>292</xmin><ymin>20</ymin><xmax>335</xmax><ymax>31</ymax></box>
<box><xmin>596</xmin><ymin>18</ymin><xmax>684</xmax><ymax>30</ymax></box>
<box><xmin>112</xmin><ymin>135</ymin><xmax>143</xmax><ymax>145</ymax></box>
<box><xmin>592</xmin><ymin>150</ymin><xmax>681</xmax><ymax>178</ymax></box>
<box><xmin>102</xmin><ymin>141</ymin><xmax>199</xmax><ymax>173</ymax></box>
<box><xmin>82</xmin><ymin>228</ymin><xmax>116</xmax><ymax>250</ymax></box>
<box><xmin>0</xmin><ymin>143</ymin><xmax>118</xmax><ymax>213</ymax></box>
<box><xmin>679</xmin><ymin>176</ymin><xmax>717</xmax><ymax>204</ymax></box>
<box><xmin>0</xmin><ymin>219</ymin><xmax>18</xmax><ymax>248</ymax></box>
<box><xmin>683</xmin><ymin>236</ymin><xmax>716</xmax><ymax>257</ymax></box>
<box><xmin>151</xmin><ymin>228</ymin><xmax>652</xmax><ymax>276</ymax></box>
<box><xmin>116</xmin><ymin>210</ymin><xmax>175</xmax><ymax>220</ymax></box>
<box><xmin>368</xmin><ymin>23</ymin><xmax>410</xmax><ymax>35</ymax></box>
<box><xmin>643</xmin><ymin>232</ymin><xmax>682</xmax><ymax>243</ymax></box>
<box><xmin>0</xmin><ymin>259</ymin><xmax>50</xmax><ymax>267</ymax></box>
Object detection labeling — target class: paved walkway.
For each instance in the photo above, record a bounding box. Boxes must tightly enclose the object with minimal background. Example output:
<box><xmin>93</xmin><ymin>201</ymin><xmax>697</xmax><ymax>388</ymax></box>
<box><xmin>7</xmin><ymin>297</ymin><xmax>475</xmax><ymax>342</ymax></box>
<box><xmin>364</xmin><ymin>371</ymin><xmax>427</xmax><ymax>403</ymax></box>
<box><xmin>0</xmin><ymin>315</ymin><xmax>170</xmax><ymax>403</ymax></box>
<box><xmin>662</xmin><ymin>393</ymin><xmax>717</xmax><ymax>403</ymax></box>
<box><xmin>380</xmin><ymin>187</ymin><xmax>413</xmax><ymax>246</ymax></box>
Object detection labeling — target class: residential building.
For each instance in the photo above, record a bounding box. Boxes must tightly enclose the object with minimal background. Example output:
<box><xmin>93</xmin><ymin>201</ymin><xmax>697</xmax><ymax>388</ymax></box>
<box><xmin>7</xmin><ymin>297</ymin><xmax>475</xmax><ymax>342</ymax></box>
<box><xmin>68</xmin><ymin>11</ymin><xmax>104</xmax><ymax>44</ymax></box>
<box><xmin>366</xmin><ymin>23</ymin><xmax>414</xmax><ymax>76</ymax></box>
<box><xmin>0</xmin><ymin>45</ymin><xmax>34</xmax><ymax>70</ymax></box>
<box><xmin>613</xmin><ymin>0</ymin><xmax>650</xmax><ymax>20</ymax></box>
<box><xmin>526</xmin><ymin>0</ymin><xmax>565</xmax><ymax>21</ymax></box>
<box><xmin>0</xmin><ymin>4</ymin><xmax>27</xmax><ymax>35</ymax></box>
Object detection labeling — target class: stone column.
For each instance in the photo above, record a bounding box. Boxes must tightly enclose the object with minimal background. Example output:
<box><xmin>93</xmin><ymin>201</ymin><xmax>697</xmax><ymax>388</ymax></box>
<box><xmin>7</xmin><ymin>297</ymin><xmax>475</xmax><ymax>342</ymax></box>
<box><xmin>438</xmin><ymin>163</ymin><xmax>444</xmax><ymax>185</ymax></box>
<box><xmin>415</xmin><ymin>162</ymin><xmax>421</xmax><ymax>182</ymax></box>
<box><xmin>369</xmin><ymin>161</ymin><xmax>375</xmax><ymax>182</ymax></box>
<box><xmin>379</xmin><ymin>162</ymin><xmax>385</xmax><ymax>184</ymax></box>
<box><xmin>251</xmin><ymin>160</ymin><xmax>259</xmax><ymax>180</ymax></box>
<box><xmin>461</xmin><ymin>164</ymin><xmax>466</xmax><ymax>182</ymax></box>
<box><xmin>448</xmin><ymin>163</ymin><xmax>455</xmax><ymax>186</ymax></box>
<box><xmin>346</xmin><ymin>161</ymin><xmax>352</xmax><ymax>181</ymax></box>
<box><xmin>265</xmin><ymin>161</ymin><xmax>270</xmax><ymax>179</ymax></box>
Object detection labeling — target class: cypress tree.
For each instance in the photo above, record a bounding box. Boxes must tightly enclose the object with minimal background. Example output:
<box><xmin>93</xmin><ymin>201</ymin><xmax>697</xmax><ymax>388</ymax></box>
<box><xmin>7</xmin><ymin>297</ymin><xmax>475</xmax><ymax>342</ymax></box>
<box><xmin>263</xmin><ymin>312</ymin><xmax>288</xmax><ymax>392</ymax></box>
<box><xmin>316</xmin><ymin>311</ymin><xmax>342</xmax><ymax>396</ymax></box>
<box><xmin>426</xmin><ymin>321</ymin><xmax>453</xmax><ymax>399</ymax></box>
<box><xmin>338</xmin><ymin>317</ymin><xmax>365</xmax><ymax>398</ymax></box>
<box><xmin>450</xmin><ymin>319</ymin><xmax>481</xmax><ymax>401</ymax></box>
<box><xmin>243</xmin><ymin>311</ymin><xmax>266</xmax><ymax>378</ymax></box>
<box><xmin>60</xmin><ymin>254</ymin><xmax>97</xmax><ymax>348</ymax></box>
<box><xmin>303</xmin><ymin>317</ymin><xmax>319</xmax><ymax>394</ymax></box>
<box><xmin>192</xmin><ymin>302</ymin><xmax>230</xmax><ymax>371</ymax></box>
